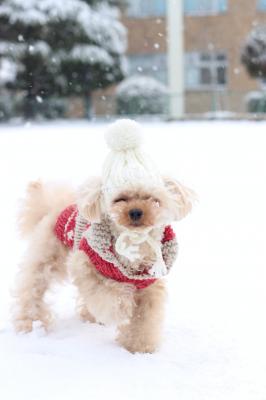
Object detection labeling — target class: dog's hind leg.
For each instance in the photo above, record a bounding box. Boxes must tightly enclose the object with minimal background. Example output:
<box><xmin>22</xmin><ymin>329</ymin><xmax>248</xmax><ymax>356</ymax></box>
<box><xmin>76</xmin><ymin>297</ymin><xmax>96</xmax><ymax>323</ymax></box>
<box><xmin>13</xmin><ymin>260</ymin><xmax>55</xmax><ymax>333</ymax></box>
<box><xmin>13</xmin><ymin>216</ymin><xmax>67</xmax><ymax>333</ymax></box>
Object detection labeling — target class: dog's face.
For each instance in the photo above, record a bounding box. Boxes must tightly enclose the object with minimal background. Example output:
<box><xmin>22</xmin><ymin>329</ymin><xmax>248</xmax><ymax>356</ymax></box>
<box><xmin>78</xmin><ymin>177</ymin><xmax>195</xmax><ymax>231</ymax></box>
<box><xmin>109</xmin><ymin>187</ymin><xmax>169</xmax><ymax>231</ymax></box>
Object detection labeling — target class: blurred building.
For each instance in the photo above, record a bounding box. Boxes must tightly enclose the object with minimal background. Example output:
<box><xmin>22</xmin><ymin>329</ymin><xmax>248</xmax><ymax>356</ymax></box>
<box><xmin>119</xmin><ymin>0</ymin><xmax>266</xmax><ymax>115</ymax></box>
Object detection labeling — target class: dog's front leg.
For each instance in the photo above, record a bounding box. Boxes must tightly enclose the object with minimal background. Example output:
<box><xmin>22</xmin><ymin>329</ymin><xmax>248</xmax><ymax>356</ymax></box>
<box><xmin>68</xmin><ymin>251</ymin><xmax>135</xmax><ymax>326</ymax></box>
<box><xmin>116</xmin><ymin>280</ymin><xmax>166</xmax><ymax>353</ymax></box>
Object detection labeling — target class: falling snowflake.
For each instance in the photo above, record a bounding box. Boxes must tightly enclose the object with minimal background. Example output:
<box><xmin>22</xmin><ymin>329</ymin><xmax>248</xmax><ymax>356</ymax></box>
<box><xmin>36</xmin><ymin>96</ymin><xmax>43</xmax><ymax>103</ymax></box>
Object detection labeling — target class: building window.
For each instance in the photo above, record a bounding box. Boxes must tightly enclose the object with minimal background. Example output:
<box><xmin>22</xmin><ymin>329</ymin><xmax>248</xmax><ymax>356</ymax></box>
<box><xmin>128</xmin><ymin>53</ymin><xmax>167</xmax><ymax>83</ymax></box>
<box><xmin>126</xmin><ymin>0</ymin><xmax>166</xmax><ymax>18</ymax></box>
<box><xmin>258</xmin><ymin>0</ymin><xmax>266</xmax><ymax>10</ymax></box>
<box><xmin>185</xmin><ymin>52</ymin><xmax>228</xmax><ymax>89</ymax></box>
<box><xmin>184</xmin><ymin>0</ymin><xmax>227</xmax><ymax>15</ymax></box>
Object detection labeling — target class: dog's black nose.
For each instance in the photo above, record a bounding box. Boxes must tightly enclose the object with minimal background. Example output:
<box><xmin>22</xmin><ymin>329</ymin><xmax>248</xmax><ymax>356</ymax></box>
<box><xmin>129</xmin><ymin>208</ymin><xmax>143</xmax><ymax>221</ymax></box>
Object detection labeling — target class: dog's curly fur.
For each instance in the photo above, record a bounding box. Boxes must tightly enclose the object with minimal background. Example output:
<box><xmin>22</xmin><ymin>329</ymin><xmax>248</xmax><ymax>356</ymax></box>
<box><xmin>13</xmin><ymin>177</ymin><xmax>194</xmax><ymax>353</ymax></box>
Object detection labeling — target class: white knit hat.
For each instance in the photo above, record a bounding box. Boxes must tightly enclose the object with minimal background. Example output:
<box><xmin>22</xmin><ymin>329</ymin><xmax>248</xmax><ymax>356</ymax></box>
<box><xmin>102</xmin><ymin>119</ymin><xmax>163</xmax><ymax>202</ymax></box>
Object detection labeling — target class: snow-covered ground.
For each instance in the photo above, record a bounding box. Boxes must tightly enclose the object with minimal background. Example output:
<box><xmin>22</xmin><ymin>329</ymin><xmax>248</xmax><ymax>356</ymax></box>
<box><xmin>0</xmin><ymin>120</ymin><xmax>265</xmax><ymax>400</ymax></box>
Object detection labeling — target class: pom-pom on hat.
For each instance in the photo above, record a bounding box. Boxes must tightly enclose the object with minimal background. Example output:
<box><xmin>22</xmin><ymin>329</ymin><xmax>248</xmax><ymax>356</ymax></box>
<box><xmin>102</xmin><ymin>119</ymin><xmax>163</xmax><ymax>202</ymax></box>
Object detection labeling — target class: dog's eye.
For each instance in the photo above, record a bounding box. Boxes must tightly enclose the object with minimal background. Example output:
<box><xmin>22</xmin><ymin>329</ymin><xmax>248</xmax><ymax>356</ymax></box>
<box><xmin>113</xmin><ymin>197</ymin><xmax>128</xmax><ymax>203</ymax></box>
<box><xmin>151</xmin><ymin>197</ymin><xmax>161</xmax><ymax>207</ymax></box>
<box><xmin>142</xmin><ymin>196</ymin><xmax>151</xmax><ymax>201</ymax></box>
<box><xmin>153</xmin><ymin>198</ymin><xmax>161</xmax><ymax>207</ymax></box>
<box><xmin>141</xmin><ymin>196</ymin><xmax>160</xmax><ymax>206</ymax></box>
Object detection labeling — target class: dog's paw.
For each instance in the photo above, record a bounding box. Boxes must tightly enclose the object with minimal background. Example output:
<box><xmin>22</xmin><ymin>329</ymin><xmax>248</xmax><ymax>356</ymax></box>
<box><xmin>14</xmin><ymin>318</ymin><xmax>33</xmax><ymax>333</ymax></box>
<box><xmin>78</xmin><ymin>305</ymin><xmax>96</xmax><ymax>324</ymax></box>
<box><xmin>117</xmin><ymin>334</ymin><xmax>158</xmax><ymax>354</ymax></box>
<box><xmin>13</xmin><ymin>311</ymin><xmax>53</xmax><ymax>334</ymax></box>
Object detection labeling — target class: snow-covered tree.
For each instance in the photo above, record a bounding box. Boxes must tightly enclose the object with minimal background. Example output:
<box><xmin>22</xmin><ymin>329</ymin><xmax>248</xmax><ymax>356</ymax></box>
<box><xmin>0</xmin><ymin>0</ymin><xmax>127</xmax><ymax>119</ymax></box>
<box><xmin>116</xmin><ymin>75</ymin><xmax>168</xmax><ymax>115</ymax></box>
<box><xmin>245</xmin><ymin>91</ymin><xmax>266</xmax><ymax>113</ymax></box>
<box><xmin>241</xmin><ymin>26</ymin><xmax>266</xmax><ymax>78</ymax></box>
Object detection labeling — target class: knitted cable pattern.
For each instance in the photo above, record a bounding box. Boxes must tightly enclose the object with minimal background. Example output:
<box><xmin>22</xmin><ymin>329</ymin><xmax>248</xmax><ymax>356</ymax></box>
<box><xmin>54</xmin><ymin>205</ymin><xmax>178</xmax><ymax>289</ymax></box>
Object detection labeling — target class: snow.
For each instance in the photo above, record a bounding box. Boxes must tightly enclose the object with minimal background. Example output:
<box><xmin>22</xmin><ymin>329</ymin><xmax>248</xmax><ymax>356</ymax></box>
<box><xmin>116</xmin><ymin>76</ymin><xmax>168</xmax><ymax>114</ymax></box>
<box><xmin>17</xmin><ymin>34</ymin><xmax>24</xmax><ymax>42</ymax></box>
<box><xmin>69</xmin><ymin>45</ymin><xmax>114</xmax><ymax>66</ymax></box>
<box><xmin>117</xmin><ymin>75</ymin><xmax>168</xmax><ymax>97</ymax></box>
<box><xmin>29</xmin><ymin>41</ymin><xmax>51</xmax><ymax>56</ymax></box>
<box><xmin>0</xmin><ymin>121</ymin><xmax>266</xmax><ymax>399</ymax></box>
<box><xmin>0</xmin><ymin>41</ymin><xmax>25</xmax><ymax>56</ymax></box>
<box><xmin>242</xmin><ymin>25</ymin><xmax>266</xmax><ymax>73</ymax></box>
<box><xmin>36</xmin><ymin>95</ymin><xmax>43</xmax><ymax>104</ymax></box>
<box><xmin>94</xmin><ymin>1</ymin><xmax>121</xmax><ymax>19</ymax></box>
<box><xmin>0</xmin><ymin>0</ymin><xmax>127</xmax><ymax>55</ymax></box>
<box><xmin>0</xmin><ymin>58</ymin><xmax>17</xmax><ymax>84</ymax></box>
<box><xmin>78</xmin><ymin>8</ymin><xmax>127</xmax><ymax>55</ymax></box>
<box><xmin>244</xmin><ymin>92</ymin><xmax>266</xmax><ymax>113</ymax></box>
<box><xmin>0</xmin><ymin>41</ymin><xmax>51</xmax><ymax>57</ymax></box>
<box><xmin>0</xmin><ymin>0</ymin><xmax>127</xmax><ymax>96</ymax></box>
<box><xmin>245</xmin><ymin>91</ymin><xmax>265</xmax><ymax>101</ymax></box>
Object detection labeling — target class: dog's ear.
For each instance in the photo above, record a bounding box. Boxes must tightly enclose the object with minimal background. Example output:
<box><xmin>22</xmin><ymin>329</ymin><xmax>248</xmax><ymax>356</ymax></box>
<box><xmin>163</xmin><ymin>176</ymin><xmax>196</xmax><ymax>221</ymax></box>
<box><xmin>77</xmin><ymin>177</ymin><xmax>102</xmax><ymax>223</ymax></box>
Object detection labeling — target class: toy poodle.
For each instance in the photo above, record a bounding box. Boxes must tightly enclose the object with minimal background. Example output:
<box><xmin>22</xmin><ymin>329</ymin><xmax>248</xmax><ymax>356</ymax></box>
<box><xmin>13</xmin><ymin>119</ymin><xmax>194</xmax><ymax>353</ymax></box>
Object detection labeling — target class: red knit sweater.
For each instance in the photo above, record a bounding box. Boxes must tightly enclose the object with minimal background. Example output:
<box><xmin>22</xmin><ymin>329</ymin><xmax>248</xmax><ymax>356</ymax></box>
<box><xmin>54</xmin><ymin>205</ymin><xmax>175</xmax><ymax>289</ymax></box>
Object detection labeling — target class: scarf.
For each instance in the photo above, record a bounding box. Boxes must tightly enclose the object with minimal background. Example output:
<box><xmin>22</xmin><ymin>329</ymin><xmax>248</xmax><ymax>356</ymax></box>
<box><xmin>54</xmin><ymin>205</ymin><xmax>178</xmax><ymax>289</ymax></box>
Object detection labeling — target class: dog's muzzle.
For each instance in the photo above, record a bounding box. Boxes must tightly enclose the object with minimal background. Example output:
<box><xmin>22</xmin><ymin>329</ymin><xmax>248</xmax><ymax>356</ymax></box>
<box><xmin>128</xmin><ymin>208</ymin><xmax>143</xmax><ymax>221</ymax></box>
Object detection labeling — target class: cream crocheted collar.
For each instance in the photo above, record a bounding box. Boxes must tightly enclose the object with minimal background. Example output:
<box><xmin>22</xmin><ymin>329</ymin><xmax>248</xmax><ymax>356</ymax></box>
<box><xmin>80</xmin><ymin>217</ymin><xmax>178</xmax><ymax>280</ymax></box>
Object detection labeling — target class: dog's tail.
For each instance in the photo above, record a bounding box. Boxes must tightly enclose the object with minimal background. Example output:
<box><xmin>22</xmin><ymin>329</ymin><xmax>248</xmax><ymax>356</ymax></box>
<box><xmin>18</xmin><ymin>180</ymin><xmax>74</xmax><ymax>238</ymax></box>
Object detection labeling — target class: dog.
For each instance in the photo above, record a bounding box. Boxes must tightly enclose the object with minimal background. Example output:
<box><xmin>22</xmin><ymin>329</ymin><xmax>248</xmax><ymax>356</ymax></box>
<box><xmin>13</xmin><ymin>120</ymin><xmax>194</xmax><ymax>353</ymax></box>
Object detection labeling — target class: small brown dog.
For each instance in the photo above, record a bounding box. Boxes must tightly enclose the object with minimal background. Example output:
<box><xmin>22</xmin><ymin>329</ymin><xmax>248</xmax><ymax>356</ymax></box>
<box><xmin>13</xmin><ymin>120</ymin><xmax>194</xmax><ymax>353</ymax></box>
